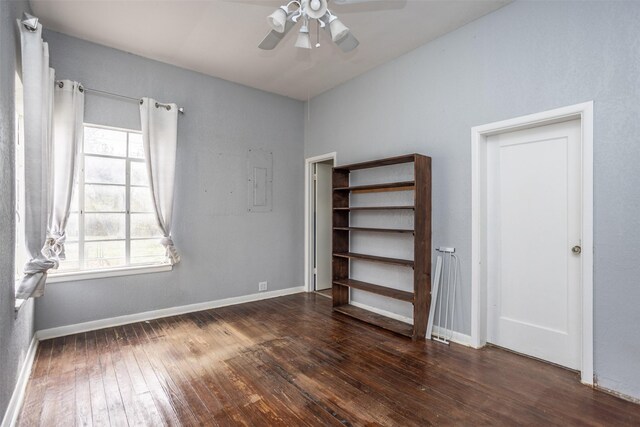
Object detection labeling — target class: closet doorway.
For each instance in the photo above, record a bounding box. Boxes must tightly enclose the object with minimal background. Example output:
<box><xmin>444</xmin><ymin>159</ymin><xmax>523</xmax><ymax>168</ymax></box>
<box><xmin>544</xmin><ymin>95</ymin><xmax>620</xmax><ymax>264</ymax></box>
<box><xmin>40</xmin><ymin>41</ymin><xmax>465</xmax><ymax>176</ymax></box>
<box><xmin>305</xmin><ymin>153</ymin><xmax>336</xmax><ymax>297</ymax></box>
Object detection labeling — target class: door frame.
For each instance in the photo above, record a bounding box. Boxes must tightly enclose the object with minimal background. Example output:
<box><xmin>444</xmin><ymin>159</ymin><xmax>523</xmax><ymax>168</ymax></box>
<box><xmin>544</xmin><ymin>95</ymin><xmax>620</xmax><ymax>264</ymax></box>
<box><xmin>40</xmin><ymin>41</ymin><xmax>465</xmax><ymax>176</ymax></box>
<box><xmin>304</xmin><ymin>152</ymin><xmax>337</xmax><ymax>293</ymax></box>
<box><xmin>470</xmin><ymin>102</ymin><xmax>594</xmax><ymax>385</ymax></box>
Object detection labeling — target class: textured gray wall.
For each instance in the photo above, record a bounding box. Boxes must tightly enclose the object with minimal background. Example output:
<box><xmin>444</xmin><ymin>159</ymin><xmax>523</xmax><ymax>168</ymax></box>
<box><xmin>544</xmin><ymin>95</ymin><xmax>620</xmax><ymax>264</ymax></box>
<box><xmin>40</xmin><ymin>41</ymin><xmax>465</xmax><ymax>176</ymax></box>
<box><xmin>35</xmin><ymin>32</ymin><xmax>305</xmax><ymax>331</ymax></box>
<box><xmin>0</xmin><ymin>0</ymin><xmax>36</xmax><ymax>422</ymax></box>
<box><xmin>304</xmin><ymin>1</ymin><xmax>640</xmax><ymax>399</ymax></box>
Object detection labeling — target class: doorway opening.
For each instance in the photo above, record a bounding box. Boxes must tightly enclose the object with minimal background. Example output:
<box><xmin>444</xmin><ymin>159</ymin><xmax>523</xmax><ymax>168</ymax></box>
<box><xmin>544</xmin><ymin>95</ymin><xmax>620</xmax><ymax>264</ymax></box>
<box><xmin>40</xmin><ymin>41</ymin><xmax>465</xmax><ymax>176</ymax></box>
<box><xmin>471</xmin><ymin>102</ymin><xmax>594</xmax><ymax>385</ymax></box>
<box><xmin>305</xmin><ymin>153</ymin><xmax>337</xmax><ymax>298</ymax></box>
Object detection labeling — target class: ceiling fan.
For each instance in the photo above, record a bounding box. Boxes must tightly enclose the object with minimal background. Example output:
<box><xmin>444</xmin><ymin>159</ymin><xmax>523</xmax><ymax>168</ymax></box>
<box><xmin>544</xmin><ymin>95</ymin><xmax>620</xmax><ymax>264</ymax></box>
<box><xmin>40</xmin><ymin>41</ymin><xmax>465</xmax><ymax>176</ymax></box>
<box><xmin>258</xmin><ymin>0</ymin><xmax>374</xmax><ymax>52</ymax></box>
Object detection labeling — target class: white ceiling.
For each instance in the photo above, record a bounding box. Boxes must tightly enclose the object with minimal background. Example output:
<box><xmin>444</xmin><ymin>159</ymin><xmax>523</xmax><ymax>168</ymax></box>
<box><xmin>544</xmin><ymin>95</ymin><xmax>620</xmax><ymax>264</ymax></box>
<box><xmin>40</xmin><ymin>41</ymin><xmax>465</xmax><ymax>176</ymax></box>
<box><xmin>30</xmin><ymin>0</ymin><xmax>510</xmax><ymax>101</ymax></box>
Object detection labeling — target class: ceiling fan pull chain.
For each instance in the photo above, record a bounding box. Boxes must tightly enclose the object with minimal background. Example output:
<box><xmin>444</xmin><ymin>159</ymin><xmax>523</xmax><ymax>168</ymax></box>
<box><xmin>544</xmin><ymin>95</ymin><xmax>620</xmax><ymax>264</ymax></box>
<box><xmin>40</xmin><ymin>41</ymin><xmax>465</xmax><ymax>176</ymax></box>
<box><xmin>316</xmin><ymin>19</ymin><xmax>321</xmax><ymax>48</ymax></box>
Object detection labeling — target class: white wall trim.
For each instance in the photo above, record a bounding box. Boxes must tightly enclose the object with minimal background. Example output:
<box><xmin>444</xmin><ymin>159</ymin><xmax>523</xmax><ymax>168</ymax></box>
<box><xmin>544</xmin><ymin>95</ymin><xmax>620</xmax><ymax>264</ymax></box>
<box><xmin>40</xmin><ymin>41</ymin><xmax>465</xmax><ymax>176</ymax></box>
<box><xmin>47</xmin><ymin>263</ymin><xmax>172</xmax><ymax>283</ymax></box>
<box><xmin>349</xmin><ymin>301</ymin><xmax>472</xmax><ymax>346</ymax></box>
<box><xmin>470</xmin><ymin>101</ymin><xmax>594</xmax><ymax>385</ymax></box>
<box><xmin>37</xmin><ymin>286</ymin><xmax>304</xmax><ymax>340</ymax></box>
<box><xmin>431</xmin><ymin>326</ymin><xmax>473</xmax><ymax>347</ymax></box>
<box><xmin>350</xmin><ymin>300</ymin><xmax>414</xmax><ymax>324</ymax></box>
<box><xmin>304</xmin><ymin>152</ymin><xmax>337</xmax><ymax>293</ymax></box>
<box><xmin>595</xmin><ymin>384</ymin><xmax>640</xmax><ymax>405</ymax></box>
<box><xmin>1</xmin><ymin>336</ymin><xmax>38</xmax><ymax>427</ymax></box>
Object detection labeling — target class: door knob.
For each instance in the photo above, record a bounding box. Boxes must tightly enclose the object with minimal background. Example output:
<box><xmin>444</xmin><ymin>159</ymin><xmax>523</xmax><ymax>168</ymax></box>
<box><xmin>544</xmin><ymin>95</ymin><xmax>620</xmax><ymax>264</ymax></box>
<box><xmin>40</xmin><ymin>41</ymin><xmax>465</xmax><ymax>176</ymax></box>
<box><xmin>572</xmin><ymin>245</ymin><xmax>582</xmax><ymax>254</ymax></box>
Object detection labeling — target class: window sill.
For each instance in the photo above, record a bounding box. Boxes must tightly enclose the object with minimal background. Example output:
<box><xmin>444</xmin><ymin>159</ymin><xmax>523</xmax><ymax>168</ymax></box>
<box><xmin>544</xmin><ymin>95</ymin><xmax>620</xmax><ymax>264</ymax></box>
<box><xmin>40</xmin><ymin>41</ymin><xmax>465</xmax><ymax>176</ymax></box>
<box><xmin>48</xmin><ymin>263</ymin><xmax>173</xmax><ymax>283</ymax></box>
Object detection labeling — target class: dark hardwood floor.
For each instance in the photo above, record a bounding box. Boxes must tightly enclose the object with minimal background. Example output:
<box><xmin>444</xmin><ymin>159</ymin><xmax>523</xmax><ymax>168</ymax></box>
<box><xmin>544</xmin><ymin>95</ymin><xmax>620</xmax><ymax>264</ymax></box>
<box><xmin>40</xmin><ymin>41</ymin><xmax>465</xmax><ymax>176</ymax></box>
<box><xmin>18</xmin><ymin>293</ymin><xmax>640</xmax><ymax>426</ymax></box>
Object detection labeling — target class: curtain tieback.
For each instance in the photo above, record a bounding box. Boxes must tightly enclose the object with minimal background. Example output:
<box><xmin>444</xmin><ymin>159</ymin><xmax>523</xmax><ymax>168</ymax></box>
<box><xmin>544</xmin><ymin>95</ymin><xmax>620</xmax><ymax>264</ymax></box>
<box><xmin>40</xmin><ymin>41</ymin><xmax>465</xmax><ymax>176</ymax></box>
<box><xmin>43</xmin><ymin>231</ymin><xmax>67</xmax><ymax>260</ymax></box>
<box><xmin>161</xmin><ymin>236</ymin><xmax>181</xmax><ymax>264</ymax></box>
<box><xmin>16</xmin><ymin>257</ymin><xmax>56</xmax><ymax>299</ymax></box>
<box><xmin>24</xmin><ymin>256</ymin><xmax>58</xmax><ymax>274</ymax></box>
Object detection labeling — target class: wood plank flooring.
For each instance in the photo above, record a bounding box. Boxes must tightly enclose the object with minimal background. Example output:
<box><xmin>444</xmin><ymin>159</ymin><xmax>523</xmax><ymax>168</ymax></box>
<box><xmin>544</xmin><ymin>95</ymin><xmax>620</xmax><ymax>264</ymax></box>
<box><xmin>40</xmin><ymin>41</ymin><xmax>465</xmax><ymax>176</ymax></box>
<box><xmin>18</xmin><ymin>293</ymin><xmax>640</xmax><ymax>426</ymax></box>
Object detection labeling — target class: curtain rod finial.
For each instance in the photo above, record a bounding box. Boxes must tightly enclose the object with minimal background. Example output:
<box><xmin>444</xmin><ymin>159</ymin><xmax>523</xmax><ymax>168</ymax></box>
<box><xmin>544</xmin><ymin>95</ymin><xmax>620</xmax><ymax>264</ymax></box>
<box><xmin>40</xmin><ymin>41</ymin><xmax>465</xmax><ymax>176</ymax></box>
<box><xmin>21</xmin><ymin>13</ymin><xmax>39</xmax><ymax>32</ymax></box>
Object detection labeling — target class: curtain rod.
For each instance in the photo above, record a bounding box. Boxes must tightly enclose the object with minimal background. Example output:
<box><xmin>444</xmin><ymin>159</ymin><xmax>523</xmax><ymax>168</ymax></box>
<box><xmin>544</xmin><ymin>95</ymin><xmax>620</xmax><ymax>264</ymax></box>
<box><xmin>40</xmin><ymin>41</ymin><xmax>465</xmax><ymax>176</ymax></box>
<box><xmin>55</xmin><ymin>81</ymin><xmax>185</xmax><ymax>114</ymax></box>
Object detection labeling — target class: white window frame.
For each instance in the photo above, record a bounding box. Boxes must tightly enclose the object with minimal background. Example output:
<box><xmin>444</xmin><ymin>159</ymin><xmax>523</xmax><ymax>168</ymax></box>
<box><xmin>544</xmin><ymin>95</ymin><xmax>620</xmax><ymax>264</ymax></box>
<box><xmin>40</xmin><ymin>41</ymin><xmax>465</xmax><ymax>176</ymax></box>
<box><xmin>48</xmin><ymin>123</ymin><xmax>171</xmax><ymax>283</ymax></box>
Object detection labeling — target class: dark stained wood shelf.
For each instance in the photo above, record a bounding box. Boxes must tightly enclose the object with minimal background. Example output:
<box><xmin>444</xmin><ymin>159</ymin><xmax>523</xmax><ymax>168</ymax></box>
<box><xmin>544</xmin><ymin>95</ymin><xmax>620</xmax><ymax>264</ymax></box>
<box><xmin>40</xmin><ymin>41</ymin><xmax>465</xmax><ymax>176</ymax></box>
<box><xmin>334</xmin><ymin>206</ymin><xmax>415</xmax><ymax>211</ymax></box>
<box><xmin>333</xmin><ymin>279</ymin><xmax>414</xmax><ymax>302</ymax></box>
<box><xmin>333</xmin><ymin>181</ymin><xmax>415</xmax><ymax>194</ymax></box>
<box><xmin>333</xmin><ymin>304</ymin><xmax>414</xmax><ymax>337</ymax></box>
<box><xmin>332</xmin><ymin>153</ymin><xmax>431</xmax><ymax>340</ymax></box>
<box><xmin>333</xmin><ymin>227</ymin><xmax>414</xmax><ymax>234</ymax></box>
<box><xmin>333</xmin><ymin>154</ymin><xmax>418</xmax><ymax>171</ymax></box>
<box><xmin>333</xmin><ymin>252</ymin><xmax>414</xmax><ymax>268</ymax></box>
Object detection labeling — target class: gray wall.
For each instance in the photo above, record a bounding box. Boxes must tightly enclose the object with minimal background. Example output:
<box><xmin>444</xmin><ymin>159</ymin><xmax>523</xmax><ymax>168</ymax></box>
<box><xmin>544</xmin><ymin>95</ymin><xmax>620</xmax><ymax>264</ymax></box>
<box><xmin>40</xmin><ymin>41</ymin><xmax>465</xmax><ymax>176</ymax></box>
<box><xmin>35</xmin><ymin>32</ymin><xmax>305</xmax><ymax>331</ymax></box>
<box><xmin>0</xmin><ymin>0</ymin><xmax>36</xmax><ymax>422</ymax></box>
<box><xmin>304</xmin><ymin>1</ymin><xmax>640</xmax><ymax>399</ymax></box>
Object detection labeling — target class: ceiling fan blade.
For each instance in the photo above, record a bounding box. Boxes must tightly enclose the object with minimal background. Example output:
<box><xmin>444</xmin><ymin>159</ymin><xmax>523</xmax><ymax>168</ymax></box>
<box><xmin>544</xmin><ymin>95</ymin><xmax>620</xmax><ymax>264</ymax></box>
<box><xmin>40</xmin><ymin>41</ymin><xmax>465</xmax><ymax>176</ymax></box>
<box><xmin>258</xmin><ymin>17</ymin><xmax>296</xmax><ymax>50</ymax></box>
<box><xmin>335</xmin><ymin>31</ymin><xmax>359</xmax><ymax>52</ymax></box>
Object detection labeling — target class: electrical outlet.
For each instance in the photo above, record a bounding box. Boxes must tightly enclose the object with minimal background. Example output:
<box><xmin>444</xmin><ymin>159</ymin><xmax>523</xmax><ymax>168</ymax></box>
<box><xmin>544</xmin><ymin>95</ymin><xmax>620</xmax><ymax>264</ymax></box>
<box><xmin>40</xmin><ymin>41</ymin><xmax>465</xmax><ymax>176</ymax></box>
<box><xmin>258</xmin><ymin>281</ymin><xmax>268</xmax><ymax>292</ymax></box>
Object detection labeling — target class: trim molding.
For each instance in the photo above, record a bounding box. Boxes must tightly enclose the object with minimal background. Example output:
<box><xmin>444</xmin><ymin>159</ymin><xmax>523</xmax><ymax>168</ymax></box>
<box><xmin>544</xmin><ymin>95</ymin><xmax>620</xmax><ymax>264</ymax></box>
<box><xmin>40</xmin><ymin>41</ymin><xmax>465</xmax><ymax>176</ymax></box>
<box><xmin>47</xmin><ymin>263</ymin><xmax>172</xmax><ymax>283</ymax></box>
<box><xmin>349</xmin><ymin>300</ymin><xmax>413</xmax><ymax>323</ymax></box>
<box><xmin>470</xmin><ymin>101</ymin><xmax>594</xmax><ymax>385</ymax></box>
<box><xmin>1</xmin><ymin>336</ymin><xmax>38</xmax><ymax>427</ymax></box>
<box><xmin>594</xmin><ymin>384</ymin><xmax>640</xmax><ymax>405</ymax></box>
<box><xmin>431</xmin><ymin>326</ymin><xmax>473</xmax><ymax>347</ymax></box>
<box><xmin>349</xmin><ymin>301</ymin><xmax>471</xmax><ymax>346</ymax></box>
<box><xmin>37</xmin><ymin>286</ymin><xmax>304</xmax><ymax>340</ymax></box>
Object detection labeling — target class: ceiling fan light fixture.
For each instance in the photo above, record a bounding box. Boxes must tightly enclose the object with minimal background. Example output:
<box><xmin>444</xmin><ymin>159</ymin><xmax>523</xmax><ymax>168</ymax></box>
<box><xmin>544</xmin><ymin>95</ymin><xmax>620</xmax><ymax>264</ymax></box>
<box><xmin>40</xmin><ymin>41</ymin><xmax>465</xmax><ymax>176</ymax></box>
<box><xmin>304</xmin><ymin>0</ymin><xmax>328</xmax><ymax>20</ymax></box>
<box><xmin>329</xmin><ymin>17</ymin><xmax>349</xmax><ymax>42</ymax></box>
<box><xmin>259</xmin><ymin>0</ymin><xmax>358</xmax><ymax>51</ymax></box>
<box><xmin>267</xmin><ymin>6</ymin><xmax>289</xmax><ymax>33</ymax></box>
<box><xmin>295</xmin><ymin>32</ymin><xmax>312</xmax><ymax>49</ymax></box>
<box><xmin>295</xmin><ymin>22</ymin><xmax>312</xmax><ymax>49</ymax></box>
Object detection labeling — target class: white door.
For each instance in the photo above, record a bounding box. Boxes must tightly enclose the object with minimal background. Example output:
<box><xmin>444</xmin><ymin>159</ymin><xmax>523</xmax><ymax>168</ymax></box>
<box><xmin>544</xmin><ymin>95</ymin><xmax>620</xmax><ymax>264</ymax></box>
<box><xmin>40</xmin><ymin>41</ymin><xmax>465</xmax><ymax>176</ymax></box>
<box><xmin>314</xmin><ymin>162</ymin><xmax>332</xmax><ymax>291</ymax></box>
<box><xmin>486</xmin><ymin>119</ymin><xmax>582</xmax><ymax>369</ymax></box>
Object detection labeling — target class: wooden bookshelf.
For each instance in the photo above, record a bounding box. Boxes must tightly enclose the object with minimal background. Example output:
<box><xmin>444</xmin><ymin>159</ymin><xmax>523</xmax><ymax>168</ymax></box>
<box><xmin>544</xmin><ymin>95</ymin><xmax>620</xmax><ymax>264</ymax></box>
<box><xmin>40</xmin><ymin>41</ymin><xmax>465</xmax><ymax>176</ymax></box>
<box><xmin>332</xmin><ymin>153</ymin><xmax>432</xmax><ymax>340</ymax></box>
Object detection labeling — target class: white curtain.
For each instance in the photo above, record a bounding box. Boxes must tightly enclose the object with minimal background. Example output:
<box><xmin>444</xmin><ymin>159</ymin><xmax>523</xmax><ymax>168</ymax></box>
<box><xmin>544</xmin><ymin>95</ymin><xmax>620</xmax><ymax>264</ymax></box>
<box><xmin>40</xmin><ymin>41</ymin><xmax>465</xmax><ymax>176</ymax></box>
<box><xmin>140</xmin><ymin>98</ymin><xmax>180</xmax><ymax>264</ymax></box>
<box><xmin>15</xmin><ymin>20</ymin><xmax>56</xmax><ymax>300</ymax></box>
<box><xmin>42</xmin><ymin>80</ymin><xmax>85</xmax><ymax>261</ymax></box>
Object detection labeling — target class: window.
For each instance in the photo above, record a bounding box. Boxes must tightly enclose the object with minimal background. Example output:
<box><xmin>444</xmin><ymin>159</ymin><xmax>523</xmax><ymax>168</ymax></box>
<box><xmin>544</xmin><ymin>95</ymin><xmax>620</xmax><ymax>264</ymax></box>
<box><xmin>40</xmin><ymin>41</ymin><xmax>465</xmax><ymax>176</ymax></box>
<box><xmin>15</xmin><ymin>72</ymin><xmax>26</xmax><ymax>284</ymax></box>
<box><xmin>55</xmin><ymin>124</ymin><xmax>168</xmax><ymax>274</ymax></box>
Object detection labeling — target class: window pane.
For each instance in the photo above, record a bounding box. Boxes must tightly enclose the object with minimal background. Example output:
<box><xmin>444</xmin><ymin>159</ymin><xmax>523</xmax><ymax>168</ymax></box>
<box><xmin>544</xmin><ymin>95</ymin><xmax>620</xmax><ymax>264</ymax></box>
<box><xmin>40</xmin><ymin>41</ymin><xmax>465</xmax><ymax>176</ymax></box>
<box><xmin>131</xmin><ymin>239</ymin><xmax>166</xmax><ymax>265</ymax></box>
<box><xmin>84</xmin><ymin>127</ymin><xmax>127</xmax><ymax>157</ymax></box>
<box><xmin>85</xmin><ymin>156</ymin><xmax>125</xmax><ymax>185</ymax></box>
<box><xmin>66</xmin><ymin>213</ymin><xmax>79</xmax><ymax>240</ymax></box>
<box><xmin>85</xmin><ymin>184</ymin><xmax>125</xmax><ymax>212</ymax></box>
<box><xmin>85</xmin><ymin>213</ymin><xmax>125</xmax><ymax>240</ymax></box>
<box><xmin>57</xmin><ymin>242</ymin><xmax>79</xmax><ymax>271</ymax></box>
<box><xmin>131</xmin><ymin>213</ymin><xmax>162</xmax><ymax>238</ymax></box>
<box><xmin>131</xmin><ymin>186</ymin><xmax>155</xmax><ymax>213</ymax></box>
<box><xmin>128</xmin><ymin>133</ymin><xmax>145</xmax><ymax>159</ymax></box>
<box><xmin>130</xmin><ymin>161</ymin><xmax>148</xmax><ymax>186</ymax></box>
<box><xmin>84</xmin><ymin>240</ymin><xmax>126</xmax><ymax>269</ymax></box>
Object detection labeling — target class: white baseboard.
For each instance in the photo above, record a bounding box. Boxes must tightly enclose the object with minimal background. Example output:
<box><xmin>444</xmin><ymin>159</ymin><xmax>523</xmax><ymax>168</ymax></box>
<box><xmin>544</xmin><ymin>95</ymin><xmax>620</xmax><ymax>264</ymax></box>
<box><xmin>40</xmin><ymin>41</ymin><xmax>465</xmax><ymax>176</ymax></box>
<box><xmin>37</xmin><ymin>286</ymin><xmax>304</xmax><ymax>340</ymax></box>
<box><xmin>350</xmin><ymin>300</ymin><xmax>414</xmax><ymax>324</ymax></box>
<box><xmin>1</xmin><ymin>336</ymin><xmax>38</xmax><ymax>427</ymax></box>
<box><xmin>349</xmin><ymin>301</ymin><xmax>471</xmax><ymax>346</ymax></box>
<box><xmin>431</xmin><ymin>325</ymin><xmax>472</xmax><ymax>347</ymax></box>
